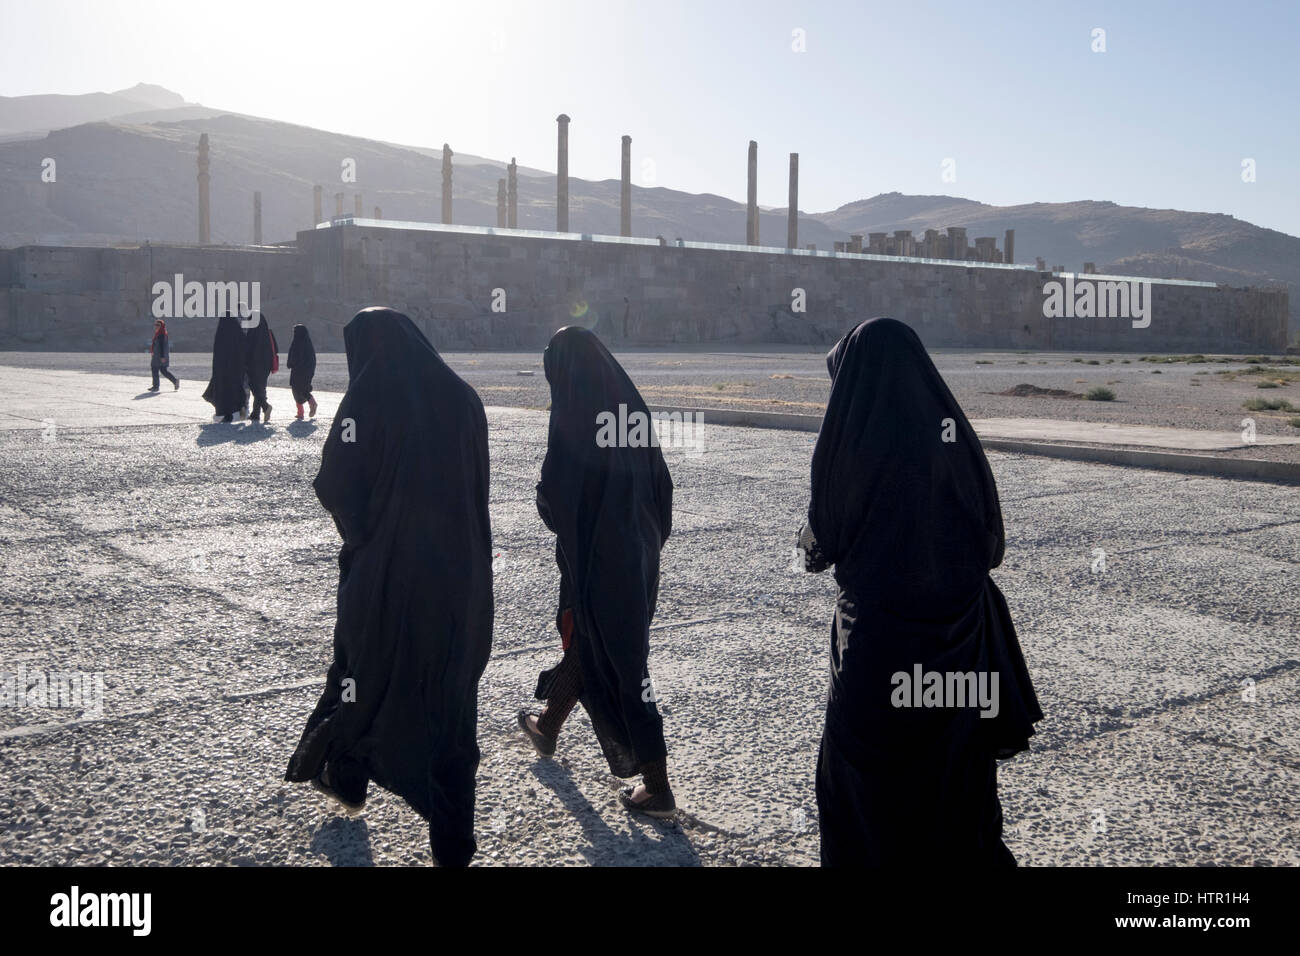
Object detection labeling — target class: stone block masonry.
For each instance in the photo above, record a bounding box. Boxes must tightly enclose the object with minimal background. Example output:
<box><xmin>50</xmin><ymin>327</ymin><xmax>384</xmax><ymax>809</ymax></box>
<box><xmin>290</xmin><ymin>222</ymin><xmax>1287</xmax><ymax>353</ymax></box>
<box><xmin>0</xmin><ymin>221</ymin><xmax>1288</xmax><ymax>353</ymax></box>
<box><xmin>0</xmin><ymin>244</ymin><xmax>315</xmax><ymax>349</ymax></box>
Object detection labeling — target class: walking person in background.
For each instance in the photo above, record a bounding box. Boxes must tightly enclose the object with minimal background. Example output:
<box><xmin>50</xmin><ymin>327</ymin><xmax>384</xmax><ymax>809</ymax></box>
<box><xmin>516</xmin><ymin>326</ymin><xmax>677</xmax><ymax>819</ymax></box>
<box><xmin>201</xmin><ymin>313</ymin><xmax>245</xmax><ymax>423</ymax></box>
<box><xmin>285</xmin><ymin>307</ymin><xmax>494</xmax><ymax>867</ymax></box>
<box><xmin>287</xmin><ymin>324</ymin><xmax>318</xmax><ymax>420</ymax></box>
<box><xmin>240</xmin><ymin>318</ymin><xmax>251</xmax><ymax>421</ymax></box>
<box><xmin>147</xmin><ymin>318</ymin><xmax>179</xmax><ymax>392</ymax></box>
<box><xmin>799</xmin><ymin>317</ymin><xmax>1042</xmax><ymax>866</ymax></box>
<box><xmin>243</xmin><ymin>311</ymin><xmax>279</xmax><ymax>424</ymax></box>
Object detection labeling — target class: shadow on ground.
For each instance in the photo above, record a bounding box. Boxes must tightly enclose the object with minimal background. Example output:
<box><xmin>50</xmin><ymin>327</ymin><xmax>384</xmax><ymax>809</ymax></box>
<box><xmin>528</xmin><ymin>759</ymin><xmax>701</xmax><ymax>866</ymax></box>
<box><xmin>309</xmin><ymin>816</ymin><xmax>375</xmax><ymax>866</ymax></box>
<box><xmin>197</xmin><ymin>422</ymin><xmax>276</xmax><ymax>446</ymax></box>
<box><xmin>286</xmin><ymin>421</ymin><xmax>320</xmax><ymax>438</ymax></box>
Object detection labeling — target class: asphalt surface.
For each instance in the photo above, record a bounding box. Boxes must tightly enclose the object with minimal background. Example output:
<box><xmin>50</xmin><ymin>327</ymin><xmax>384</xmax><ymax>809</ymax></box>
<box><xmin>7</xmin><ymin>348</ymin><xmax>1300</xmax><ymax>460</ymax></box>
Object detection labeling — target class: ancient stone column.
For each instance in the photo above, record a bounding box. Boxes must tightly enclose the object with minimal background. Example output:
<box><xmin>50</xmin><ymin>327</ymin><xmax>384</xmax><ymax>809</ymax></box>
<box><xmin>497</xmin><ymin>179</ymin><xmax>507</xmax><ymax>227</ymax></box>
<box><xmin>1036</xmin><ymin>256</ymin><xmax>1047</xmax><ymax>271</ymax></box>
<box><xmin>1084</xmin><ymin>262</ymin><xmax>1097</xmax><ymax>274</ymax></box>
<box><xmin>374</xmin><ymin>207</ymin><xmax>383</xmax><ymax>220</ymax></box>
<box><xmin>556</xmin><ymin>116</ymin><xmax>570</xmax><ymax>232</ymax></box>
<box><xmin>787</xmin><ymin>153</ymin><xmax>798</xmax><ymax>250</ymax></box>
<box><xmin>621</xmin><ymin>135</ymin><xmax>632</xmax><ymax>237</ymax></box>
<box><xmin>1004</xmin><ymin>228</ymin><xmax>1015</xmax><ymax>265</ymax></box>
<box><xmin>746</xmin><ymin>141</ymin><xmax>758</xmax><ymax>245</ymax></box>
<box><xmin>895</xmin><ymin>230</ymin><xmax>914</xmax><ymax>257</ymax></box>
<box><xmin>313</xmin><ymin>185</ymin><xmax>323</xmax><ymax>226</ymax></box>
<box><xmin>197</xmin><ymin>134</ymin><xmax>210</xmax><ymax>244</ymax></box>
<box><xmin>441</xmin><ymin>144</ymin><xmax>453</xmax><ymax>224</ymax></box>
<box><xmin>948</xmin><ymin>226</ymin><xmax>967</xmax><ymax>260</ymax></box>
<box><xmin>507</xmin><ymin>157</ymin><xmax>518</xmax><ymax>228</ymax></box>
<box><xmin>975</xmin><ymin>237</ymin><xmax>996</xmax><ymax>261</ymax></box>
<box><xmin>253</xmin><ymin>191</ymin><xmax>262</xmax><ymax>245</ymax></box>
<box><xmin>848</xmin><ymin>234</ymin><xmax>863</xmax><ymax>253</ymax></box>
<box><xmin>924</xmin><ymin>229</ymin><xmax>940</xmax><ymax>257</ymax></box>
<box><xmin>355</xmin><ymin>194</ymin><xmax>363</xmax><ymax>217</ymax></box>
<box><xmin>335</xmin><ymin>192</ymin><xmax>344</xmax><ymax>217</ymax></box>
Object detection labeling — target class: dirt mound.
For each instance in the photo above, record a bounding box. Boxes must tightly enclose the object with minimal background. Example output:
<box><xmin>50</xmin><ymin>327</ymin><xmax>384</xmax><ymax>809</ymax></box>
<box><xmin>995</xmin><ymin>383</ymin><xmax>1085</xmax><ymax>399</ymax></box>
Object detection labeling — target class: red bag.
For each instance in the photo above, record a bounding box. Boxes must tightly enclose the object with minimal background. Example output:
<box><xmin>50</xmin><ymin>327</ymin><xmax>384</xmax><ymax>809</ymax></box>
<box><xmin>269</xmin><ymin>330</ymin><xmax>279</xmax><ymax>373</ymax></box>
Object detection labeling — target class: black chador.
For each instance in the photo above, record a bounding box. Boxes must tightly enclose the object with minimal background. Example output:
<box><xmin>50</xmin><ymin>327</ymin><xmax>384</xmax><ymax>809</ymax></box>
<box><xmin>201</xmin><ymin>314</ymin><xmax>246</xmax><ymax>422</ymax></box>
<box><xmin>287</xmin><ymin>324</ymin><xmax>318</xmax><ymax>419</ymax></box>
<box><xmin>517</xmin><ymin>326</ymin><xmax>677</xmax><ymax>818</ymax></box>
<box><xmin>802</xmin><ymin>317</ymin><xmax>1042</xmax><ymax>866</ymax></box>
<box><xmin>243</xmin><ymin>311</ymin><xmax>278</xmax><ymax>423</ymax></box>
<box><xmin>286</xmin><ymin>308</ymin><xmax>494</xmax><ymax>867</ymax></box>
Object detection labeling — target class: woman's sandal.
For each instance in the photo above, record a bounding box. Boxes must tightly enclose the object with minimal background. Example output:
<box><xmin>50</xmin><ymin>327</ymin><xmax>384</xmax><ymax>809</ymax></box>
<box><xmin>516</xmin><ymin>709</ymin><xmax>557</xmax><ymax>757</ymax></box>
<box><xmin>619</xmin><ymin>785</ymin><xmax>677</xmax><ymax>820</ymax></box>
<box><xmin>310</xmin><ymin>764</ymin><xmax>366</xmax><ymax>815</ymax></box>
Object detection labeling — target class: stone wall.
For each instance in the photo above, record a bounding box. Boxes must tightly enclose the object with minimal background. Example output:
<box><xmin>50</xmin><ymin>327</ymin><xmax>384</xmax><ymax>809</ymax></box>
<box><xmin>293</xmin><ymin>223</ymin><xmax>1288</xmax><ymax>353</ymax></box>
<box><xmin>0</xmin><ymin>223</ymin><xmax>1289</xmax><ymax>354</ymax></box>
<box><xmin>0</xmin><ymin>243</ymin><xmax>313</xmax><ymax>350</ymax></box>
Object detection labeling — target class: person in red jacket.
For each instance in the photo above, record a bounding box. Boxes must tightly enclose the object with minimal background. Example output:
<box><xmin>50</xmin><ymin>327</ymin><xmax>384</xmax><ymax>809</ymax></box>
<box><xmin>147</xmin><ymin>319</ymin><xmax>179</xmax><ymax>392</ymax></box>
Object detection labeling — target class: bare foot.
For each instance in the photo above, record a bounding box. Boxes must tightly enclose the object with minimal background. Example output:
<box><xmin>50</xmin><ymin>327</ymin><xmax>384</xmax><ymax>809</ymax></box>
<box><xmin>618</xmin><ymin>782</ymin><xmax>676</xmax><ymax>817</ymax></box>
<box><xmin>624</xmin><ymin>783</ymin><xmax>651</xmax><ymax>805</ymax></box>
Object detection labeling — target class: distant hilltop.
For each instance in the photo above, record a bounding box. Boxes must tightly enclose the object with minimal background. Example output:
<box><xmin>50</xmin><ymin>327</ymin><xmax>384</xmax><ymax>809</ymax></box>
<box><xmin>0</xmin><ymin>86</ymin><xmax>1295</xmax><ymax>337</ymax></box>
<box><xmin>0</xmin><ymin>83</ymin><xmax>196</xmax><ymax>136</ymax></box>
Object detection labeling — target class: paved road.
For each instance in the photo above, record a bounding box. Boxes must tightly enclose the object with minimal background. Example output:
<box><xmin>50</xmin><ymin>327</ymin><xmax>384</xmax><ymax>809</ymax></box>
<box><xmin>7</xmin><ymin>348</ymin><xmax>1300</xmax><ymax>458</ymax></box>
<box><xmin>6</xmin><ymin>367</ymin><xmax>1295</xmax><ymax>455</ymax></box>
<box><xmin>0</xmin><ymin>373</ymin><xmax>1296</xmax><ymax>865</ymax></box>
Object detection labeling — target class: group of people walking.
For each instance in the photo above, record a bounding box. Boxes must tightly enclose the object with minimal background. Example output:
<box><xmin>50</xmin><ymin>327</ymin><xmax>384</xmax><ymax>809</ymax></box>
<box><xmin>272</xmin><ymin>306</ymin><xmax>1042</xmax><ymax>868</ymax></box>
<box><xmin>197</xmin><ymin>313</ymin><xmax>318</xmax><ymax>423</ymax></box>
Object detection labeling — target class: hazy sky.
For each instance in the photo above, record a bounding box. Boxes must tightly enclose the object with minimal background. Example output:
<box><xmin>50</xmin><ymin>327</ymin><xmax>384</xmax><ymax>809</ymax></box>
<box><xmin>4</xmin><ymin>0</ymin><xmax>1298</xmax><ymax>235</ymax></box>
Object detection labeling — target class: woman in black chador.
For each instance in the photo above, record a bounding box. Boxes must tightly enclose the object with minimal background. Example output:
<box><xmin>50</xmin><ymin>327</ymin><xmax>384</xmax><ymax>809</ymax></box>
<box><xmin>243</xmin><ymin>311</ymin><xmax>279</xmax><ymax>424</ymax></box>
<box><xmin>800</xmin><ymin>317</ymin><xmax>1042</xmax><ymax>866</ymax></box>
<box><xmin>286</xmin><ymin>324</ymin><xmax>318</xmax><ymax>420</ymax></box>
<box><xmin>516</xmin><ymin>326</ymin><xmax>677</xmax><ymax>818</ymax></box>
<box><xmin>285</xmin><ymin>308</ymin><xmax>494</xmax><ymax>867</ymax></box>
<box><xmin>201</xmin><ymin>314</ymin><xmax>245</xmax><ymax>423</ymax></box>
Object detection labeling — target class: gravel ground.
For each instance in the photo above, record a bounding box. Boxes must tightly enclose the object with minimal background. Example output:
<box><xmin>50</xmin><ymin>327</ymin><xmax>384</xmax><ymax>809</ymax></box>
<box><xmin>8</xmin><ymin>348</ymin><xmax>1300</xmax><ymax>457</ymax></box>
<box><xmin>0</xmin><ymin>381</ymin><xmax>1296</xmax><ymax>866</ymax></box>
